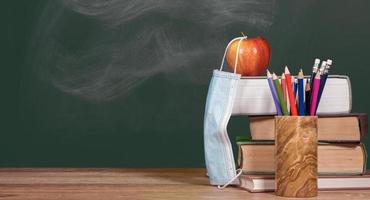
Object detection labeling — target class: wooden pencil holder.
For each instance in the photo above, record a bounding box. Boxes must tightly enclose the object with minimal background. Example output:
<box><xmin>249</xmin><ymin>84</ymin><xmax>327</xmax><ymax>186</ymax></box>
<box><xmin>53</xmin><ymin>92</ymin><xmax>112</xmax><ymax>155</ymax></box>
<box><xmin>275</xmin><ymin>116</ymin><xmax>318</xmax><ymax>198</ymax></box>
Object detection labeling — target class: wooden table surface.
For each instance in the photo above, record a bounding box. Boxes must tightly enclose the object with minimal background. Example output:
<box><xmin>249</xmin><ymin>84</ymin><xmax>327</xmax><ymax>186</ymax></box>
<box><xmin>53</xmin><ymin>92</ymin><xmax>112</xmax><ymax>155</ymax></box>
<box><xmin>1</xmin><ymin>168</ymin><xmax>370</xmax><ymax>200</ymax></box>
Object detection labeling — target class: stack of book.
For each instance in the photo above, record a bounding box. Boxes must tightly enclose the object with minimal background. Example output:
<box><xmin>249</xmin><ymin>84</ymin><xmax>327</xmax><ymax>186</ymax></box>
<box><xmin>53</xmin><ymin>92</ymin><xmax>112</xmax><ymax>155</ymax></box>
<box><xmin>237</xmin><ymin>113</ymin><xmax>369</xmax><ymax>192</ymax></box>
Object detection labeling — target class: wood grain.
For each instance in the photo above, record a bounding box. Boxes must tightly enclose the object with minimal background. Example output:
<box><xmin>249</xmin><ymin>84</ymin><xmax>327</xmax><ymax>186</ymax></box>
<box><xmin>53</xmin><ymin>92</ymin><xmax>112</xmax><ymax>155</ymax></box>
<box><xmin>1</xmin><ymin>168</ymin><xmax>370</xmax><ymax>200</ymax></box>
<box><xmin>275</xmin><ymin>116</ymin><xmax>318</xmax><ymax>197</ymax></box>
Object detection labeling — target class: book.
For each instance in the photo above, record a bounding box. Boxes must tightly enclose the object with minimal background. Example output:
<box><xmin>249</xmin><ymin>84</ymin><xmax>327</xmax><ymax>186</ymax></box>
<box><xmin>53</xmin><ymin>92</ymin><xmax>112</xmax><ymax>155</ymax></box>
<box><xmin>239</xmin><ymin>173</ymin><xmax>370</xmax><ymax>192</ymax></box>
<box><xmin>232</xmin><ymin>75</ymin><xmax>351</xmax><ymax>115</ymax></box>
<box><xmin>238</xmin><ymin>142</ymin><xmax>367</xmax><ymax>175</ymax></box>
<box><xmin>249</xmin><ymin>113</ymin><xmax>368</xmax><ymax>142</ymax></box>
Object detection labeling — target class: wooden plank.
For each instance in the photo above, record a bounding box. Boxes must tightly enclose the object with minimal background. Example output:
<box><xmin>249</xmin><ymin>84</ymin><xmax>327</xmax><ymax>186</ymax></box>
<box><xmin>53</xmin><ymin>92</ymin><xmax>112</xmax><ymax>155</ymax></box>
<box><xmin>0</xmin><ymin>168</ymin><xmax>370</xmax><ymax>200</ymax></box>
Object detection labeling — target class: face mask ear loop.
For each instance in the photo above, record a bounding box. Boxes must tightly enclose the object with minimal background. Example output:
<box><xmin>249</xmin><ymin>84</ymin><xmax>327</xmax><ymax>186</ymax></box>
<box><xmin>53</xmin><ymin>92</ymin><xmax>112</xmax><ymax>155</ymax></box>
<box><xmin>217</xmin><ymin>168</ymin><xmax>243</xmax><ymax>189</ymax></box>
<box><xmin>219</xmin><ymin>36</ymin><xmax>247</xmax><ymax>73</ymax></box>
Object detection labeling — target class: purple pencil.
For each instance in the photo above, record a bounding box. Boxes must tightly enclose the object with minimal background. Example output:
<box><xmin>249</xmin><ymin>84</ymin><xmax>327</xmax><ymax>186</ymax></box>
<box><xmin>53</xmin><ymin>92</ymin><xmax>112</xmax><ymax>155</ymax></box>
<box><xmin>310</xmin><ymin>73</ymin><xmax>321</xmax><ymax>116</ymax></box>
<box><xmin>267</xmin><ymin>70</ymin><xmax>282</xmax><ymax>115</ymax></box>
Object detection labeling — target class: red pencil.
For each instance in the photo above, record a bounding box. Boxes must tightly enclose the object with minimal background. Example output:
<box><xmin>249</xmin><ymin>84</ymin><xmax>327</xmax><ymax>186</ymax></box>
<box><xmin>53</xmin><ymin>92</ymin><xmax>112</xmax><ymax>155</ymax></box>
<box><xmin>284</xmin><ymin>66</ymin><xmax>298</xmax><ymax>116</ymax></box>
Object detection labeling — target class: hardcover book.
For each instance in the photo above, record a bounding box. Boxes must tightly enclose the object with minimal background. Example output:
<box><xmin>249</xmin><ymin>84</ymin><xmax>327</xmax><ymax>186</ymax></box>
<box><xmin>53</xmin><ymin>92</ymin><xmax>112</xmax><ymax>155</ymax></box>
<box><xmin>232</xmin><ymin>75</ymin><xmax>351</xmax><ymax>115</ymax></box>
<box><xmin>248</xmin><ymin>113</ymin><xmax>368</xmax><ymax>142</ymax></box>
<box><xmin>237</xmin><ymin>141</ymin><xmax>367</xmax><ymax>175</ymax></box>
<box><xmin>239</xmin><ymin>173</ymin><xmax>370</xmax><ymax>192</ymax></box>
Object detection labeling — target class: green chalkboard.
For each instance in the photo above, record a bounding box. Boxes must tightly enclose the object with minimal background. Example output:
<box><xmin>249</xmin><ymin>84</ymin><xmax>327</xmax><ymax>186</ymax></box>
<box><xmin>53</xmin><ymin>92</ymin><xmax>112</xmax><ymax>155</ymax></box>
<box><xmin>1</xmin><ymin>0</ymin><xmax>370</xmax><ymax>167</ymax></box>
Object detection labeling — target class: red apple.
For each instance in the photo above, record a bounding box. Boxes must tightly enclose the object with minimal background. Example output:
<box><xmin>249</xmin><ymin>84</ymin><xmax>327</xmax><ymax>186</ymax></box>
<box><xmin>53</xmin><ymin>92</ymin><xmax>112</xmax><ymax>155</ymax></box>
<box><xmin>226</xmin><ymin>36</ymin><xmax>271</xmax><ymax>76</ymax></box>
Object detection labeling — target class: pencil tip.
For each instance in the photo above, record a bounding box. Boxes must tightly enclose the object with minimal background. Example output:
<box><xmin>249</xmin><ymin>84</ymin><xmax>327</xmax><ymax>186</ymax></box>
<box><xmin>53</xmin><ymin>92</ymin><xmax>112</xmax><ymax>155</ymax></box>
<box><xmin>272</xmin><ymin>73</ymin><xmax>278</xmax><ymax>79</ymax></box>
<box><xmin>298</xmin><ymin>69</ymin><xmax>304</xmax><ymax>77</ymax></box>
<box><xmin>284</xmin><ymin>66</ymin><xmax>290</xmax><ymax>74</ymax></box>
<box><xmin>266</xmin><ymin>70</ymin><xmax>271</xmax><ymax>77</ymax></box>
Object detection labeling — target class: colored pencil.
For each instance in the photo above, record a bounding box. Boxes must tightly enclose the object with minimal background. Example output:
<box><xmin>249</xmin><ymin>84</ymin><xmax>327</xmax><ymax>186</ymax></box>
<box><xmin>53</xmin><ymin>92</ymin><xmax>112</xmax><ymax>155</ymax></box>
<box><xmin>297</xmin><ymin>69</ymin><xmax>305</xmax><ymax>116</ymax></box>
<box><xmin>310</xmin><ymin>72</ymin><xmax>321</xmax><ymax>116</ymax></box>
<box><xmin>325</xmin><ymin>59</ymin><xmax>333</xmax><ymax>71</ymax></box>
<box><xmin>294</xmin><ymin>78</ymin><xmax>299</xmax><ymax>108</ymax></box>
<box><xmin>293</xmin><ymin>77</ymin><xmax>298</xmax><ymax>99</ymax></box>
<box><xmin>309</xmin><ymin>59</ymin><xmax>320</xmax><ymax>87</ymax></box>
<box><xmin>267</xmin><ymin>70</ymin><xmax>283</xmax><ymax>116</ymax></box>
<box><xmin>310</xmin><ymin>61</ymin><xmax>326</xmax><ymax>109</ymax></box>
<box><xmin>318</xmin><ymin>61</ymin><xmax>327</xmax><ymax>76</ymax></box>
<box><xmin>307</xmin><ymin>59</ymin><xmax>320</xmax><ymax>112</ymax></box>
<box><xmin>281</xmin><ymin>73</ymin><xmax>287</xmax><ymax>102</ymax></box>
<box><xmin>312</xmin><ymin>61</ymin><xmax>326</xmax><ymax>111</ymax></box>
<box><xmin>305</xmin><ymin>79</ymin><xmax>311</xmax><ymax>115</ymax></box>
<box><xmin>272</xmin><ymin>73</ymin><xmax>289</xmax><ymax>115</ymax></box>
<box><xmin>284</xmin><ymin>66</ymin><xmax>298</xmax><ymax>116</ymax></box>
<box><xmin>315</xmin><ymin>60</ymin><xmax>332</xmax><ymax>113</ymax></box>
<box><xmin>309</xmin><ymin>59</ymin><xmax>320</xmax><ymax>92</ymax></box>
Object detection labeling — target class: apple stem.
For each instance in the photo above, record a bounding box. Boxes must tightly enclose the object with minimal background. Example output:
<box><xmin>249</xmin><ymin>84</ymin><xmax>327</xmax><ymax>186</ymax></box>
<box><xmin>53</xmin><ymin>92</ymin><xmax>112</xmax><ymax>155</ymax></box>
<box><xmin>241</xmin><ymin>32</ymin><xmax>246</xmax><ymax>37</ymax></box>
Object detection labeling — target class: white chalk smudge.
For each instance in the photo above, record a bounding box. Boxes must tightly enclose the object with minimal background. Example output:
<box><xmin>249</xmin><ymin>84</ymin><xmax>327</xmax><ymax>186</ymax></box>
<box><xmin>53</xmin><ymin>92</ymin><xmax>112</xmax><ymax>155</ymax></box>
<box><xmin>29</xmin><ymin>0</ymin><xmax>276</xmax><ymax>101</ymax></box>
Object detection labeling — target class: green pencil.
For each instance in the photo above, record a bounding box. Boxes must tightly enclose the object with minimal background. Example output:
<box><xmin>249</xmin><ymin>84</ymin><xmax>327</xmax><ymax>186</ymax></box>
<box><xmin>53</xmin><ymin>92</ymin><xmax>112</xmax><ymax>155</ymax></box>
<box><xmin>272</xmin><ymin>73</ymin><xmax>289</xmax><ymax>115</ymax></box>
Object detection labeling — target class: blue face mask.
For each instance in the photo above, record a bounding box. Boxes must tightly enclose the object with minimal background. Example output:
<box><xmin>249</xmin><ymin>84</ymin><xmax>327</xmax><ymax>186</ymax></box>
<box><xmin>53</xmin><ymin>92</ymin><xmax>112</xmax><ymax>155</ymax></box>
<box><xmin>204</xmin><ymin>37</ymin><xmax>246</xmax><ymax>186</ymax></box>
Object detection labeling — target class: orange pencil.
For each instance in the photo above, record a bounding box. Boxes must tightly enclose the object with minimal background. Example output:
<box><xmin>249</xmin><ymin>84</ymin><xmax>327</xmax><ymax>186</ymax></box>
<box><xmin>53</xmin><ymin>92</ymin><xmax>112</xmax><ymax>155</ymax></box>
<box><xmin>284</xmin><ymin>66</ymin><xmax>298</xmax><ymax>116</ymax></box>
<box><xmin>281</xmin><ymin>73</ymin><xmax>287</xmax><ymax>103</ymax></box>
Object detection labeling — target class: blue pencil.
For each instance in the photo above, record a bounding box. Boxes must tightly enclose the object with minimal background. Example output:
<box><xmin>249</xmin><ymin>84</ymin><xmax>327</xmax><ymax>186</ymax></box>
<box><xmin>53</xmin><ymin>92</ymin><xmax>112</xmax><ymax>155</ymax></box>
<box><xmin>315</xmin><ymin>60</ymin><xmax>332</xmax><ymax>113</ymax></box>
<box><xmin>298</xmin><ymin>70</ymin><xmax>305</xmax><ymax>116</ymax></box>
<box><xmin>305</xmin><ymin>79</ymin><xmax>311</xmax><ymax>115</ymax></box>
